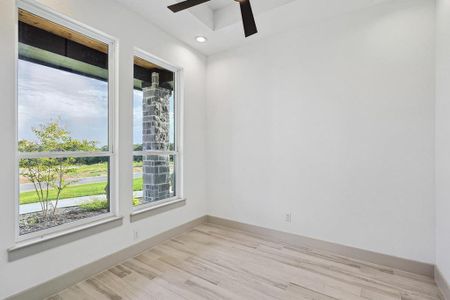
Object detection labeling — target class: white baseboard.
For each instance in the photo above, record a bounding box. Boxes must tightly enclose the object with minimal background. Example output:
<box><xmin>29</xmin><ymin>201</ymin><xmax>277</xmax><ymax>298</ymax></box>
<box><xmin>6</xmin><ymin>216</ymin><xmax>207</xmax><ymax>300</ymax></box>
<box><xmin>7</xmin><ymin>214</ymin><xmax>441</xmax><ymax>299</ymax></box>
<box><xmin>206</xmin><ymin>215</ymin><xmax>435</xmax><ymax>278</ymax></box>
<box><xmin>435</xmin><ymin>266</ymin><xmax>450</xmax><ymax>300</ymax></box>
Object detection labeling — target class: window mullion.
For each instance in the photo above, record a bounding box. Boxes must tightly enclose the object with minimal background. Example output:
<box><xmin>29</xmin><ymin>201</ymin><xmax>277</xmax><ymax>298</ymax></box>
<box><xmin>19</xmin><ymin>151</ymin><xmax>112</xmax><ymax>159</ymax></box>
<box><xmin>133</xmin><ymin>151</ymin><xmax>177</xmax><ymax>156</ymax></box>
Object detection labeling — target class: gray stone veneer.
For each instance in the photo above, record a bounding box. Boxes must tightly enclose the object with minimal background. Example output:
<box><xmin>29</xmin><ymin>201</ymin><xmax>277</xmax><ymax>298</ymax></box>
<box><xmin>142</xmin><ymin>73</ymin><xmax>171</xmax><ymax>203</ymax></box>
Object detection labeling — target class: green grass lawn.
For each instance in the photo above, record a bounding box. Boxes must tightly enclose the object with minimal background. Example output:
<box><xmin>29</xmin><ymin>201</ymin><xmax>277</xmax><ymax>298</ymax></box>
<box><xmin>72</xmin><ymin>162</ymin><xmax>108</xmax><ymax>178</ymax></box>
<box><xmin>20</xmin><ymin>177</ymin><xmax>143</xmax><ymax>205</ymax></box>
<box><xmin>20</xmin><ymin>161</ymin><xmax>143</xmax><ymax>184</ymax></box>
<box><xmin>74</xmin><ymin>161</ymin><xmax>143</xmax><ymax>177</ymax></box>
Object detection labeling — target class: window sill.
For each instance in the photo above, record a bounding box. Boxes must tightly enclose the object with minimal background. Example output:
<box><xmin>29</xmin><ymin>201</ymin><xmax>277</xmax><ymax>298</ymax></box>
<box><xmin>8</xmin><ymin>216</ymin><xmax>123</xmax><ymax>261</ymax></box>
<box><xmin>130</xmin><ymin>198</ymin><xmax>186</xmax><ymax>223</ymax></box>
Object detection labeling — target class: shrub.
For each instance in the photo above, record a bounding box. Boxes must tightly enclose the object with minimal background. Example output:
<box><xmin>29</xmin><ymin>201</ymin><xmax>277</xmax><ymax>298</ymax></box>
<box><xmin>80</xmin><ymin>198</ymin><xmax>141</xmax><ymax>211</ymax></box>
<box><xmin>79</xmin><ymin>199</ymin><xmax>108</xmax><ymax>211</ymax></box>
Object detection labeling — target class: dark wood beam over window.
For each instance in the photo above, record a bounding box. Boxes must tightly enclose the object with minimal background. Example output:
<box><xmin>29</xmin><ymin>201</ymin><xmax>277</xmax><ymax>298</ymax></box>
<box><xmin>19</xmin><ymin>8</ymin><xmax>174</xmax><ymax>87</ymax></box>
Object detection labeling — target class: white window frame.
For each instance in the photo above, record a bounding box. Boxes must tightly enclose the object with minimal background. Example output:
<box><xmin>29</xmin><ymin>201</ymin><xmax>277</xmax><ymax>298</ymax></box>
<box><xmin>132</xmin><ymin>48</ymin><xmax>184</xmax><ymax>213</ymax></box>
<box><xmin>15</xmin><ymin>0</ymin><xmax>119</xmax><ymax>242</ymax></box>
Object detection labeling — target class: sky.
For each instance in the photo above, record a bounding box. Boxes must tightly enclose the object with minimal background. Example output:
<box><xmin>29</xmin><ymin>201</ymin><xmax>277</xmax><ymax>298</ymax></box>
<box><xmin>18</xmin><ymin>60</ymin><xmax>174</xmax><ymax>149</ymax></box>
<box><xmin>18</xmin><ymin>60</ymin><xmax>109</xmax><ymax>147</ymax></box>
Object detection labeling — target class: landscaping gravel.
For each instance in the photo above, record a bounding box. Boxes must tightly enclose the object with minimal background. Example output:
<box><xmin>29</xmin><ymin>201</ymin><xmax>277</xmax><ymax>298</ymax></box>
<box><xmin>19</xmin><ymin>207</ymin><xmax>107</xmax><ymax>235</ymax></box>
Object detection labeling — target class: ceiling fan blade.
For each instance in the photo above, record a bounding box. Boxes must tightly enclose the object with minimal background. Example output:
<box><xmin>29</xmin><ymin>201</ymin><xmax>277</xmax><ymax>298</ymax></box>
<box><xmin>168</xmin><ymin>0</ymin><xmax>211</xmax><ymax>12</ymax></box>
<box><xmin>239</xmin><ymin>0</ymin><xmax>258</xmax><ymax>37</ymax></box>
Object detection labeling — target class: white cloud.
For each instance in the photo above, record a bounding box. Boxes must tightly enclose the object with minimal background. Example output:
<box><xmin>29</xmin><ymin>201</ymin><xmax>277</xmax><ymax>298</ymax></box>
<box><xmin>18</xmin><ymin>60</ymin><xmax>108</xmax><ymax>146</ymax></box>
<box><xmin>18</xmin><ymin>60</ymin><xmax>175</xmax><ymax>149</ymax></box>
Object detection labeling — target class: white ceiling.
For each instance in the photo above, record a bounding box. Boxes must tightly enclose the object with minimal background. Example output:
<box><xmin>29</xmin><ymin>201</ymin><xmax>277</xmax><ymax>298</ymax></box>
<box><xmin>114</xmin><ymin>0</ymin><xmax>392</xmax><ymax>56</ymax></box>
<box><xmin>206</xmin><ymin>0</ymin><xmax>232</xmax><ymax>11</ymax></box>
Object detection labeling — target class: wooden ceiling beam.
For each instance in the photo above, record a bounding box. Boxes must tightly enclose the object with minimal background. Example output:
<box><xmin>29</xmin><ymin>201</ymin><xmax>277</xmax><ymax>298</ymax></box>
<box><xmin>19</xmin><ymin>9</ymin><xmax>108</xmax><ymax>54</ymax></box>
<box><xmin>134</xmin><ymin>56</ymin><xmax>161</xmax><ymax>70</ymax></box>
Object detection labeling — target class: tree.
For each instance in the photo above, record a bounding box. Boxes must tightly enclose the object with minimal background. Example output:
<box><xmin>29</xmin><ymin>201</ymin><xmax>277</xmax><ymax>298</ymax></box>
<box><xmin>19</xmin><ymin>120</ymin><xmax>97</xmax><ymax>220</ymax></box>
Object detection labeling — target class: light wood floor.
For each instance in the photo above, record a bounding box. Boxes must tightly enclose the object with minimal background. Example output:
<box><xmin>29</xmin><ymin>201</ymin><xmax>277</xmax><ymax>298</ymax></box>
<box><xmin>49</xmin><ymin>223</ymin><xmax>443</xmax><ymax>300</ymax></box>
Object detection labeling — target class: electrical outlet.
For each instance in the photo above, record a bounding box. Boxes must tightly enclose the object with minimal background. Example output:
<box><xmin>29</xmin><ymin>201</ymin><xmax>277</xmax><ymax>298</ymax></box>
<box><xmin>285</xmin><ymin>213</ymin><xmax>292</xmax><ymax>223</ymax></box>
<box><xmin>133</xmin><ymin>230</ymin><xmax>139</xmax><ymax>241</ymax></box>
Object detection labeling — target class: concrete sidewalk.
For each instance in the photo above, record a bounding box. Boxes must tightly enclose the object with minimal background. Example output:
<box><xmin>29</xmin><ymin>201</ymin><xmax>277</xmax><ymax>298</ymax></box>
<box><xmin>19</xmin><ymin>191</ymin><xmax>143</xmax><ymax>214</ymax></box>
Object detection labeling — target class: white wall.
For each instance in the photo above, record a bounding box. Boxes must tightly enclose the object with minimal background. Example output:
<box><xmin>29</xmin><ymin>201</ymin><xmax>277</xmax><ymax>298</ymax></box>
<box><xmin>0</xmin><ymin>0</ymin><xmax>207</xmax><ymax>298</ymax></box>
<box><xmin>436</xmin><ymin>0</ymin><xmax>450</xmax><ymax>285</ymax></box>
<box><xmin>206</xmin><ymin>0</ymin><xmax>436</xmax><ymax>263</ymax></box>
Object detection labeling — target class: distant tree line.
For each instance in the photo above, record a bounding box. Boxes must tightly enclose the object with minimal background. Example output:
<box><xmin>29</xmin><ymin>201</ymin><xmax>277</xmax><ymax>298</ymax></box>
<box><xmin>75</xmin><ymin>145</ymin><xmax>145</xmax><ymax>164</ymax></box>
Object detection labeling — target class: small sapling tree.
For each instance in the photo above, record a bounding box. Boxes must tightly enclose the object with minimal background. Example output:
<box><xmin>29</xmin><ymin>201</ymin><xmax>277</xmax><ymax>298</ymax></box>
<box><xmin>19</xmin><ymin>120</ymin><xmax>97</xmax><ymax>221</ymax></box>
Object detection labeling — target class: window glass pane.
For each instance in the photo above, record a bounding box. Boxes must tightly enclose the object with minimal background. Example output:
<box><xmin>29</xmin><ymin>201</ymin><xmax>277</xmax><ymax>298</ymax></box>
<box><xmin>18</xmin><ymin>61</ymin><xmax>109</xmax><ymax>151</ymax></box>
<box><xmin>18</xmin><ymin>9</ymin><xmax>109</xmax><ymax>152</ymax></box>
<box><xmin>133</xmin><ymin>154</ymin><xmax>176</xmax><ymax>207</ymax></box>
<box><xmin>17</xmin><ymin>9</ymin><xmax>112</xmax><ymax>237</ymax></box>
<box><xmin>132</xmin><ymin>56</ymin><xmax>177</xmax><ymax>207</ymax></box>
<box><xmin>133</xmin><ymin>56</ymin><xmax>175</xmax><ymax>151</ymax></box>
<box><xmin>133</xmin><ymin>89</ymin><xmax>143</xmax><ymax>151</ymax></box>
<box><xmin>19</xmin><ymin>157</ymin><xmax>110</xmax><ymax>235</ymax></box>
<box><xmin>168</xmin><ymin>93</ymin><xmax>175</xmax><ymax>151</ymax></box>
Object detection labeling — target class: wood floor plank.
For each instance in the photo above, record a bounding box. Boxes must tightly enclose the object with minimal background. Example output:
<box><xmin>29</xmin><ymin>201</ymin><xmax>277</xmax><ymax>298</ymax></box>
<box><xmin>188</xmin><ymin>225</ymin><xmax>442</xmax><ymax>300</ymax></box>
<box><xmin>173</xmin><ymin>231</ymin><xmax>401</xmax><ymax>298</ymax></box>
<box><xmin>49</xmin><ymin>224</ymin><xmax>443</xmax><ymax>300</ymax></box>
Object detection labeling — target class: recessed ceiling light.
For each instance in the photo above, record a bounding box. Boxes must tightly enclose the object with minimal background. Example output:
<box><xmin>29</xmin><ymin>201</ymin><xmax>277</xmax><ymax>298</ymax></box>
<box><xmin>195</xmin><ymin>36</ymin><xmax>207</xmax><ymax>43</ymax></box>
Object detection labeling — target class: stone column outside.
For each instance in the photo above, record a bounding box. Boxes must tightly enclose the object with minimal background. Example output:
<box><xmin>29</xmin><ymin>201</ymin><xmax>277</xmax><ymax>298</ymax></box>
<box><xmin>142</xmin><ymin>72</ymin><xmax>171</xmax><ymax>203</ymax></box>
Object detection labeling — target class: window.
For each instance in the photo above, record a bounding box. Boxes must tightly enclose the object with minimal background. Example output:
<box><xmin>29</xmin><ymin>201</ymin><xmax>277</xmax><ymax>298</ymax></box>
<box><xmin>132</xmin><ymin>54</ymin><xmax>180</xmax><ymax>209</ymax></box>
<box><xmin>17</xmin><ymin>8</ymin><xmax>116</xmax><ymax>239</ymax></box>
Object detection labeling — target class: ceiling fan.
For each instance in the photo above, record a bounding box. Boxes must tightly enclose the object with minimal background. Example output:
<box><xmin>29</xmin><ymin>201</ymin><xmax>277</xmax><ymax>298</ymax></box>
<box><xmin>168</xmin><ymin>0</ymin><xmax>258</xmax><ymax>37</ymax></box>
